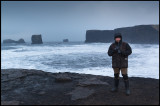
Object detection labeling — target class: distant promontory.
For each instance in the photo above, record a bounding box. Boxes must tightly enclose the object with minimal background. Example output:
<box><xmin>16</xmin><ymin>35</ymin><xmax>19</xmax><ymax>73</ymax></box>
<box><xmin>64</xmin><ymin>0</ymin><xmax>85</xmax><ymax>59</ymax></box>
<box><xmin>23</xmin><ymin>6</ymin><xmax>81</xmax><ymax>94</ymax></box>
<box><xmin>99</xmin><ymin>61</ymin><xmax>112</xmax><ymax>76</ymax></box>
<box><xmin>85</xmin><ymin>24</ymin><xmax>159</xmax><ymax>44</ymax></box>
<box><xmin>3</xmin><ymin>38</ymin><xmax>25</xmax><ymax>44</ymax></box>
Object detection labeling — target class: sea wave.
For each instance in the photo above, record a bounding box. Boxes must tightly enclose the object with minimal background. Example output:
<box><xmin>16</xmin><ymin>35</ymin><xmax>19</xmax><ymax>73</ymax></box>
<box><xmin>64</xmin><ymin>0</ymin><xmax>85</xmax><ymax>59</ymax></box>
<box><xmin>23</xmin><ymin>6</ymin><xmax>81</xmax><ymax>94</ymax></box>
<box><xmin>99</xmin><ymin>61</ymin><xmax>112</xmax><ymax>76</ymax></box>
<box><xmin>1</xmin><ymin>42</ymin><xmax>159</xmax><ymax>79</ymax></box>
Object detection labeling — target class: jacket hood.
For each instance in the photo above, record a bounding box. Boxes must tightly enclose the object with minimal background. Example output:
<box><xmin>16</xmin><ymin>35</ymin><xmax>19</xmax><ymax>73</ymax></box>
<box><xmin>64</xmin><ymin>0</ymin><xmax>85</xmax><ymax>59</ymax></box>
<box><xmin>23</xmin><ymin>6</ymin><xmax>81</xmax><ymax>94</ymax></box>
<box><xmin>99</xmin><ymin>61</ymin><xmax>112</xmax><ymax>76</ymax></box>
<box><xmin>114</xmin><ymin>33</ymin><xmax>122</xmax><ymax>40</ymax></box>
<box><xmin>114</xmin><ymin>33</ymin><xmax>122</xmax><ymax>44</ymax></box>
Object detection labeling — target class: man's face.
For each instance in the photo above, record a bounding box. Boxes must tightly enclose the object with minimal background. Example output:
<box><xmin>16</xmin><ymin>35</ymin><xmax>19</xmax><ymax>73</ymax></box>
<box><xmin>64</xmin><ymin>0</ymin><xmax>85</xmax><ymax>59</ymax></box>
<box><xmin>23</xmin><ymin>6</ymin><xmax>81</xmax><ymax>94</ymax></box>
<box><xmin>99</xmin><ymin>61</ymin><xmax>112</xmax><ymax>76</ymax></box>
<box><xmin>115</xmin><ymin>37</ymin><xmax>121</xmax><ymax>42</ymax></box>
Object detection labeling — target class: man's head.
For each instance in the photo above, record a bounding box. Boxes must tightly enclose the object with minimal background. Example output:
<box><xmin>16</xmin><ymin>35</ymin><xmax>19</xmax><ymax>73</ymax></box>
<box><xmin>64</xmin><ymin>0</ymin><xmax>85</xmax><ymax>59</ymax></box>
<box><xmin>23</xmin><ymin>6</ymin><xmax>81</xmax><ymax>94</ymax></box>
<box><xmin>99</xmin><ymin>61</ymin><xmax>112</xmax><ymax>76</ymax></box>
<box><xmin>114</xmin><ymin>33</ymin><xmax>122</xmax><ymax>43</ymax></box>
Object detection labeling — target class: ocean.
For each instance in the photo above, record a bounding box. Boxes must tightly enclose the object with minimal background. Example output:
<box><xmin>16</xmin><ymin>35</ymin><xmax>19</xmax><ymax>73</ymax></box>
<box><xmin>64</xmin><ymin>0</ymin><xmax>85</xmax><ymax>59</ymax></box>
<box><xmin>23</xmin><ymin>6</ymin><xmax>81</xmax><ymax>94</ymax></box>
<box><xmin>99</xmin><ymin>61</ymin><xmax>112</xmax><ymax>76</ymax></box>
<box><xmin>1</xmin><ymin>42</ymin><xmax>159</xmax><ymax>79</ymax></box>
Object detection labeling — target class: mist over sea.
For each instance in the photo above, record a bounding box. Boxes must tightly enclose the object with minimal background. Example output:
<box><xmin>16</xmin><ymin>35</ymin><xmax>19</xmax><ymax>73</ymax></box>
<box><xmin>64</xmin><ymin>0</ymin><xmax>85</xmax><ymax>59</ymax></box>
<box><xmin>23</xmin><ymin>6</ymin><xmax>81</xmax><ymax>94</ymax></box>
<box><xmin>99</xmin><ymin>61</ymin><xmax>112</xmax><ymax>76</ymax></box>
<box><xmin>1</xmin><ymin>42</ymin><xmax>159</xmax><ymax>79</ymax></box>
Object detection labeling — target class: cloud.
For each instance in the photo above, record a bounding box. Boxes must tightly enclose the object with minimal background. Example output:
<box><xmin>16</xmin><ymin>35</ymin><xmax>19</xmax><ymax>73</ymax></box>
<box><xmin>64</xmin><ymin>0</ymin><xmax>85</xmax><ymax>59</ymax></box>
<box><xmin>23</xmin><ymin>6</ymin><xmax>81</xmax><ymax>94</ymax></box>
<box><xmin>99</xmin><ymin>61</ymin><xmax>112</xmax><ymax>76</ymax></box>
<box><xmin>1</xmin><ymin>1</ymin><xmax>159</xmax><ymax>42</ymax></box>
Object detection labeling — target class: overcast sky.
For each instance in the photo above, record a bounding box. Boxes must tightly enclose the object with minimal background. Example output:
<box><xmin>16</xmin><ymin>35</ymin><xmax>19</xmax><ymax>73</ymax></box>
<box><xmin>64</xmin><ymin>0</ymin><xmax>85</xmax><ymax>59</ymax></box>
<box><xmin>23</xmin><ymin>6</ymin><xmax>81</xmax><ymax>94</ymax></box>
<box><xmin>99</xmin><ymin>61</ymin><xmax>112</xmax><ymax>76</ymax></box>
<box><xmin>1</xmin><ymin>1</ymin><xmax>159</xmax><ymax>42</ymax></box>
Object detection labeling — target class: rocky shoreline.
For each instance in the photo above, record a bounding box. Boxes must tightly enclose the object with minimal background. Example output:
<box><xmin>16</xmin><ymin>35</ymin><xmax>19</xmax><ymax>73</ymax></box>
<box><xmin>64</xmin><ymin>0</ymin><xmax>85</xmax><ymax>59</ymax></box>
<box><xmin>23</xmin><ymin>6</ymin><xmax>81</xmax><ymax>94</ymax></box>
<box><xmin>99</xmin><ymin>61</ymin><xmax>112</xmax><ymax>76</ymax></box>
<box><xmin>1</xmin><ymin>69</ymin><xmax>159</xmax><ymax>105</ymax></box>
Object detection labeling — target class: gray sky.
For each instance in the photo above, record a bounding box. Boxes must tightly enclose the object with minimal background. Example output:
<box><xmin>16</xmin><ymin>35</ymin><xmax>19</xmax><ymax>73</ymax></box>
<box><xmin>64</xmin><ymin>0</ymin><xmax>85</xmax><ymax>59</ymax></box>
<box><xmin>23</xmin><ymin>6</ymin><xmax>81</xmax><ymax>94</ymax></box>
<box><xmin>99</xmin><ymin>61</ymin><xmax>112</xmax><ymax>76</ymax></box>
<box><xmin>1</xmin><ymin>1</ymin><xmax>159</xmax><ymax>42</ymax></box>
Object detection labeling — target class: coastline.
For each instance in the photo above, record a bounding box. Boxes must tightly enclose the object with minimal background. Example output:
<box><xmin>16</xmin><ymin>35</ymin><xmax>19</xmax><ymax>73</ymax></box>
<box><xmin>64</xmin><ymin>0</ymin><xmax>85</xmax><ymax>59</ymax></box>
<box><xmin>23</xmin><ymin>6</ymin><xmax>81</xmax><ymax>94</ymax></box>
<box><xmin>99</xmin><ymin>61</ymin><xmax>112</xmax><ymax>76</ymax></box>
<box><xmin>1</xmin><ymin>69</ymin><xmax>159</xmax><ymax>105</ymax></box>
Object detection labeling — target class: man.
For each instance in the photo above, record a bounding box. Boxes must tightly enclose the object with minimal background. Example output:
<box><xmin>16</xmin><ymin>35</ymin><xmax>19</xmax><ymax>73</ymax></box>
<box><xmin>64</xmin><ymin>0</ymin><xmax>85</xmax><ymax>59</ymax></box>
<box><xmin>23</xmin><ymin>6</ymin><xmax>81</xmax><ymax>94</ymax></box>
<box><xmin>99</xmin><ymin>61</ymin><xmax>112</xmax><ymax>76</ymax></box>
<box><xmin>108</xmin><ymin>33</ymin><xmax>132</xmax><ymax>96</ymax></box>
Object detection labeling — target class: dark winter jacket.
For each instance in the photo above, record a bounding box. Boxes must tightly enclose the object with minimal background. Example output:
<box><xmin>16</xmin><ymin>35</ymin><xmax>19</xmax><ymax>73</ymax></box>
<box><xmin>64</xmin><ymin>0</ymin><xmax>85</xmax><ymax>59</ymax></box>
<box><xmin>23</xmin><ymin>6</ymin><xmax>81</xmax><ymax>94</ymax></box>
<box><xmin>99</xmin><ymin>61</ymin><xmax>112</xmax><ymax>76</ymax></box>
<box><xmin>108</xmin><ymin>38</ymin><xmax>132</xmax><ymax>68</ymax></box>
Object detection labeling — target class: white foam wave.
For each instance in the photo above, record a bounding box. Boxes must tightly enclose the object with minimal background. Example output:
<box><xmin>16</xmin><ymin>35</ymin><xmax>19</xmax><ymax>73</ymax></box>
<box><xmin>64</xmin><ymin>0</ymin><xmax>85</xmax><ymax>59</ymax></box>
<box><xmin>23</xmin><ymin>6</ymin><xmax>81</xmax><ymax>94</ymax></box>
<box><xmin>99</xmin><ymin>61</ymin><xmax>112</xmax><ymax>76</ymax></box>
<box><xmin>1</xmin><ymin>43</ymin><xmax>159</xmax><ymax>79</ymax></box>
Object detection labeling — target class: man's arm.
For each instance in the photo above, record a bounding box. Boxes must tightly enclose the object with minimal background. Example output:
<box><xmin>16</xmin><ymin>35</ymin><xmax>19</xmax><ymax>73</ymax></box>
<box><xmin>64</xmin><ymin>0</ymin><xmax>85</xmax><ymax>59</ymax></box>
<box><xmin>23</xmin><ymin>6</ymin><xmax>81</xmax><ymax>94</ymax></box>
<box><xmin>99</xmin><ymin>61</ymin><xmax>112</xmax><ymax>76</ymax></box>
<box><xmin>108</xmin><ymin>44</ymin><xmax>114</xmax><ymax>56</ymax></box>
<box><xmin>121</xmin><ymin>43</ymin><xmax>132</xmax><ymax>56</ymax></box>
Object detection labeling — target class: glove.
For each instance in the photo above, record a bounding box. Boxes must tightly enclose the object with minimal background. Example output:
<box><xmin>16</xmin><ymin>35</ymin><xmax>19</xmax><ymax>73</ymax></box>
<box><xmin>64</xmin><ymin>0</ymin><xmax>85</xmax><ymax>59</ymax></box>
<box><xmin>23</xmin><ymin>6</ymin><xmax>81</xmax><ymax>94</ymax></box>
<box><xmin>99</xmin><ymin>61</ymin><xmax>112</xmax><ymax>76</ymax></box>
<box><xmin>114</xmin><ymin>46</ymin><xmax>122</xmax><ymax>54</ymax></box>
<box><xmin>113</xmin><ymin>47</ymin><xmax>118</xmax><ymax>52</ymax></box>
<box><xmin>115</xmin><ymin>46</ymin><xmax>119</xmax><ymax>50</ymax></box>
<box><xmin>118</xmin><ymin>49</ymin><xmax>121</xmax><ymax>54</ymax></box>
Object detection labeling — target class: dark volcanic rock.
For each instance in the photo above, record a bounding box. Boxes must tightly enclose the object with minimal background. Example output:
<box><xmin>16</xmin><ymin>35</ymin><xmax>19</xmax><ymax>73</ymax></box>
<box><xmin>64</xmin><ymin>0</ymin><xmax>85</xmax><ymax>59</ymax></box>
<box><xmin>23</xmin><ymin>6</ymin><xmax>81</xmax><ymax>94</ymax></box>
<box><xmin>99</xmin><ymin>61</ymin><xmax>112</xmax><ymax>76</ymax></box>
<box><xmin>66</xmin><ymin>87</ymin><xmax>95</xmax><ymax>100</ymax></box>
<box><xmin>55</xmin><ymin>73</ymin><xmax>72</xmax><ymax>82</ymax></box>
<box><xmin>31</xmin><ymin>35</ymin><xmax>43</xmax><ymax>44</ymax></box>
<box><xmin>1</xmin><ymin>101</ymin><xmax>20</xmax><ymax>105</ymax></box>
<box><xmin>3</xmin><ymin>38</ymin><xmax>25</xmax><ymax>44</ymax></box>
<box><xmin>3</xmin><ymin>39</ymin><xmax>17</xmax><ymax>44</ymax></box>
<box><xmin>1</xmin><ymin>69</ymin><xmax>159</xmax><ymax>105</ymax></box>
<box><xmin>85</xmin><ymin>24</ymin><xmax>159</xmax><ymax>44</ymax></box>
<box><xmin>63</xmin><ymin>39</ymin><xmax>69</xmax><ymax>42</ymax></box>
<box><xmin>77</xmin><ymin>77</ymin><xmax>109</xmax><ymax>87</ymax></box>
<box><xmin>17</xmin><ymin>39</ymin><xmax>25</xmax><ymax>43</ymax></box>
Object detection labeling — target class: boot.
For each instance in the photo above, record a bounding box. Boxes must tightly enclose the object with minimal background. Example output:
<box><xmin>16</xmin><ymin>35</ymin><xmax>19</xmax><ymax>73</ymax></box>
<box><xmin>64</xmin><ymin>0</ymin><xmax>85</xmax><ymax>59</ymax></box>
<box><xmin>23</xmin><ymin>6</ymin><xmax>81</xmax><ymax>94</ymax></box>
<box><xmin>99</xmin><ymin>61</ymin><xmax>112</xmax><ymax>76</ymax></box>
<box><xmin>124</xmin><ymin>80</ymin><xmax>130</xmax><ymax>96</ymax></box>
<box><xmin>111</xmin><ymin>78</ymin><xmax>119</xmax><ymax>92</ymax></box>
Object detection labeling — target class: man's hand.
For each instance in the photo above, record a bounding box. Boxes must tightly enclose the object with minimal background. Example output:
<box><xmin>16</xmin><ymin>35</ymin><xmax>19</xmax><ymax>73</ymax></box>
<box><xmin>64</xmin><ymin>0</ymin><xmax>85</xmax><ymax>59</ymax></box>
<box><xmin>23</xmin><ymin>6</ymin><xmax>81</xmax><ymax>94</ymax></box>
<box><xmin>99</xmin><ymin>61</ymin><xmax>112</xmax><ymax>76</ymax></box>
<box><xmin>113</xmin><ymin>46</ymin><xmax>118</xmax><ymax>52</ymax></box>
<box><xmin>114</xmin><ymin>46</ymin><xmax>122</xmax><ymax>54</ymax></box>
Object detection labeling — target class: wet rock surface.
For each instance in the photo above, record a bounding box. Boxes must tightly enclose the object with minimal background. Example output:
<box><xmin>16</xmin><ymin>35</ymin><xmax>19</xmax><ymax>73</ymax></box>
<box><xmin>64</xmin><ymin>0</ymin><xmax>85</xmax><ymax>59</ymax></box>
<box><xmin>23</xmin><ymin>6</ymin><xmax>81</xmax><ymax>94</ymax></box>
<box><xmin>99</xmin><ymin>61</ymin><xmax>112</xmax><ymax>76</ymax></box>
<box><xmin>77</xmin><ymin>77</ymin><xmax>109</xmax><ymax>87</ymax></box>
<box><xmin>1</xmin><ymin>69</ymin><xmax>159</xmax><ymax>105</ymax></box>
<box><xmin>55</xmin><ymin>73</ymin><xmax>72</xmax><ymax>82</ymax></box>
<box><xmin>66</xmin><ymin>87</ymin><xmax>95</xmax><ymax>100</ymax></box>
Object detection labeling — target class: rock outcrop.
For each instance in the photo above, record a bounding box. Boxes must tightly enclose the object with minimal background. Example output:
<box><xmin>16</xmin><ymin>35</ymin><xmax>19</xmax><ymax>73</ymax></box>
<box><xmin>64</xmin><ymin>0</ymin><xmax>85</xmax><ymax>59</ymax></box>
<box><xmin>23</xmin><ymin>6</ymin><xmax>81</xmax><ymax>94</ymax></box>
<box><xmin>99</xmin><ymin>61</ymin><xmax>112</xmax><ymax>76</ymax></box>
<box><xmin>85</xmin><ymin>24</ymin><xmax>159</xmax><ymax>44</ymax></box>
<box><xmin>66</xmin><ymin>87</ymin><xmax>95</xmax><ymax>100</ymax></box>
<box><xmin>77</xmin><ymin>77</ymin><xmax>109</xmax><ymax>87</ymax></box>
<box><xmin>1</xmin><ymin>69</ymin><xmax>159</xmax><ymax>105</ymax></box>
<box><xmin>63</xmin><ymin>39</ymin><xmax>69</xmax><ymax>42</ymax></box>
<box><xmin>31</xmin><ymin>35</ymin><xmax>43</xmax><ymax>44</ymax></box>
<box><xmin>3</xmin><ymin>38</ymin><xmax>25</xmax><ymax>44</ymax></box>
<box><xmin>17</xmin><ymin>39</ymin><xmax>25</xmax><ymax>43</ymax></box>
<box><xmin>55</xmin><ymin>73</ymin><xmax>72</xmax><ymax>82</ymax></box>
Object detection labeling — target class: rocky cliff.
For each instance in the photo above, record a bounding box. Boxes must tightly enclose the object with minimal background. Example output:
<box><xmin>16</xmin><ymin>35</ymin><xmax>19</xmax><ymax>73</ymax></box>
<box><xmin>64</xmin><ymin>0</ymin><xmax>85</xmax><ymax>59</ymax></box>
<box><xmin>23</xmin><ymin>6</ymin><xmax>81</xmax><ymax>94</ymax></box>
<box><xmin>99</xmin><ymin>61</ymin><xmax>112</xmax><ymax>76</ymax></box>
<box><xmin>3</xmin><ymin>38</ymin><xmax>25</xmax><ymax>44</ymax></box>
<box><xmin>1</xmin><ymin>69</ymin><xmax>159</xmax><ymax>105</ymax></box>
<box><xmin>85</xmin><ymin>25</ymin><xmax>159</xmax><ymax>44</ymax></box>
